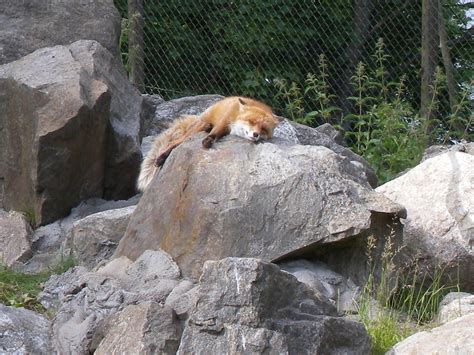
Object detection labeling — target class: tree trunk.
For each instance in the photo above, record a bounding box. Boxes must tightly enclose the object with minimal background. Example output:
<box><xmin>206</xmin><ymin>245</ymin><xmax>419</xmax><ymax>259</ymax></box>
<box><xmin>420</xmin><ymin>0</ymin><xmax>439</xmax><ymax>120</ymax></box>
<box><xmin>438</xmin><ymin>0</ymin><xmax>457</xmax><ymax>111</ymax></box>
<box><xmin>128</xmin><ymin>0</ymin><xmax>145</xmax><ymax>92</ymax></box>
<box><xmin>336</xmin><ymin>0</ymin><xmax>374</xmax><ymax>128</ymax></box>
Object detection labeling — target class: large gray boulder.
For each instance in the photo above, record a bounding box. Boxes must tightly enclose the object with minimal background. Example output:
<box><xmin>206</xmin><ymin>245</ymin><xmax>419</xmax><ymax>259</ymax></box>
<box><xmin>0</xmin><ymin>304</ymin><xmax>51</xmax><ymax>354</ymax></box>
<box><xmin>115</xmin><ymin>134</ymin><xmax>404</xmax><ymax>282</ymax></box>
<box><xmin>377</xmin><ymin>151</ymin><xmax>474</xmax><ymax>291</ymax></box>
<box><xmin>0</xmin><ymin>210</ymin><xmax>32</xmax><ymax>267</ymax></box>
<box><xmin>388</xmin><ymin>313</ymin><xmax>474</xmax><ymax>354</ymax></box>
<box><xmin>177</xmin><ymin>258</ymin><xmax>370</xmax><ymax>354</ymax></box>
<box><xmin>0</xmin><ymin>0</ymin><xmax>121</xmax><ymax>65</ymax></box>
<box><xmin>0</xmin><ymin>40</ymin><xmax>141</xmax><ymax>225</ymax></box>
<box><xmin>0</xmin><ymin>44</ymin><xmax>110</xmax><ymax>226</ymax></box>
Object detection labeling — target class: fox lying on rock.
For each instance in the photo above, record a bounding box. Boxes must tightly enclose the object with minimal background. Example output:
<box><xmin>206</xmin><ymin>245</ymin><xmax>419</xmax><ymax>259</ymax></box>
<box><xmin>137</xmin><ymin>96</ymin><xmax>279</xmax><ymax>192</ymax></box>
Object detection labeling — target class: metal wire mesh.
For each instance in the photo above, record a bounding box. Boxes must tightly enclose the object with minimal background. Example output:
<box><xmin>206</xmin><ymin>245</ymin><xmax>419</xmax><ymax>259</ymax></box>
<box><xmin>113</xmin><ymin>0</ymin><xmax>473</xmax><ymax>123</ymax></box>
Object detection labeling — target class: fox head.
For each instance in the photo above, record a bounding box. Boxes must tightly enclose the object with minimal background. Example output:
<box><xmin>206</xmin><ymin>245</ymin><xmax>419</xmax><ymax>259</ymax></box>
<box><xmin>230</xmin><ymin>98</ymin><xmax>279</xmax><ymax>142</ymax></box>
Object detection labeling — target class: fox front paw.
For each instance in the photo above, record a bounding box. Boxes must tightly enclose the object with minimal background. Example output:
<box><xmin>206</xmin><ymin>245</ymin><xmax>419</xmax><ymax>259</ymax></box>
<box><xmin>202</xmin><ymin>136</ymin><xmax>215</xmax><ymax>149</ymax></box>
<box><xmin>154</xmin><ymin>153</ymin><xmax>168</xmax><ymax>167</ymax></box>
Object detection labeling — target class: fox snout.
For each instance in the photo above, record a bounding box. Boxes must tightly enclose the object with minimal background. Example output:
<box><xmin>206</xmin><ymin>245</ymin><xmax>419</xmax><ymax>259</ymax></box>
<box><xmin>249</xmin><ymin>131</ymin><xmax>260</xmax><ymax>141</ymax></box>
<box><xmin>230</xmin><ymin>121</ymin><xmax>264</xmax><ymax>142</ymax></box>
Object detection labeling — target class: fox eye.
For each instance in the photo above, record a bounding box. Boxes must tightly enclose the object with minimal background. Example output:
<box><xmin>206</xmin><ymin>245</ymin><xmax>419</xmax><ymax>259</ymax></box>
<box><xmin>261</xmin><ymin>128</ymin><xmax>268</xmax><ymax>135</ymax></box>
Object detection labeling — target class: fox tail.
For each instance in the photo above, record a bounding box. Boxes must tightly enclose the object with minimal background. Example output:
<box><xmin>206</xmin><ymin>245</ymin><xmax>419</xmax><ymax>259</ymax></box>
<box><xmin>137</xmin><ymin>115</ymin><xmax>200</xmax><ymax>192</ymax></box>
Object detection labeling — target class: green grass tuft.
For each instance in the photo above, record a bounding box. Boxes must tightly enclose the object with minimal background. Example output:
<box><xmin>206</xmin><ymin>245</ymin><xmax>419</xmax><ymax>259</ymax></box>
<box><xmin>0</xmin><ymin>257</ymin><xmax>75</xmax><ymax>314</ymax></box>
<box><xmin>355</xmin><ymin>234</ymin><xmax>458</xmax><ymax>354</ymax></box>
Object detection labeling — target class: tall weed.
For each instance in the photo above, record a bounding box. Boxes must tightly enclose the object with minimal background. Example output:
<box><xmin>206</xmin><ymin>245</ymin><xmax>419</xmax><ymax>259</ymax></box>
<box><xmin>356</xmin><ymin>233</ymin><xmax>458</xmax><ymax>354</ymax></box>
<box><xmin>274</xmin><ymin>38</ymin><xmax>472</xmax><ymax>184</ymax></box>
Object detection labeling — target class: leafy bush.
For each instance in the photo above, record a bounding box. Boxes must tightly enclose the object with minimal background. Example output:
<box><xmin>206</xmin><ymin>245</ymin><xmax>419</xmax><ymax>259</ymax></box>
<box><xmin>274</xmin><ymin>39</ymin><xmax>472</xmax><ymax>184</ymax></box>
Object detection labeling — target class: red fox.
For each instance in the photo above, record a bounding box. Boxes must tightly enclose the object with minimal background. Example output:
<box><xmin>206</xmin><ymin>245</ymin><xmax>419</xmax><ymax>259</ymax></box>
<box><xmin>137</xmin><ymin>96</ymin><xmax>279</xmax><ymax>191</ymax></box>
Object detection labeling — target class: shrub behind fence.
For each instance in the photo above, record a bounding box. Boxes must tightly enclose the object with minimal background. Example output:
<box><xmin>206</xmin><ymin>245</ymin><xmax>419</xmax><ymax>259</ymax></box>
<box><xmin>113</xmin><ymin>0</ymin><xmax>472</xmax><ymax>132</ymax></box>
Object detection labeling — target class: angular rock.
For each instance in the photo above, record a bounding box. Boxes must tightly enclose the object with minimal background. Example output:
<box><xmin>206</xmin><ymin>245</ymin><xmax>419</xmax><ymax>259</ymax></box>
<box><xmin>165</xmin><ymin>284</ymin><xmax>199</xmax><ymax>319</ymax></box>
<box><xmin>177</xmin><ymin>258</ymin><xmax>370</xmax><ymax>355</ymax></box>
<box><xmin>140</xmin><ymin>135</ymin><xmax>155</xmax><ymax>157</ymax></box>
<box><xmin>377</xmin><ymin>151</ymin><xmax>474</xmax><ymax>291</ymax></box>
<box><xmin>15</xmin><ymin>195</ymin><xmax>139</xmax><ymax>274</ymax></box>
<box><xmin>44</xmin><ymin>250</ymin><xmax>182</xmax><ymax>354</ymax></box>
<box><xmin>0</xmin><ymin>40</ymin><xmax>142</xmax><ymax>224</ymax></box>
<box><xmin>94</xmin><ymin>302</ymin><xmax>182</xmax><ymax>355</ymax></box>
<box><xmin>438</xmin><ymin>292</ymin><xmax>474</xmax><ymax>324</ymax></box>
<box><xmin>68</xmin><ymin>41</ymin><xmax>142</xmax><ymax>199</ymax></box>
<box><xmin>290</xmin><ymin>121</ymin><xmax>377</xmax><ymax>187</ymax></box>
<box><xmin>273</xmin><ymin>118</ymin><xmax>299</xmax><ymax>143</ymax></box>
<box><xmin>388</xmin><ymin>314</ymin><xmax>474</xmax><ymax>354</ymax></box>
<box><xmin>0</xmin><ymin>0</ymin><xmax>121</xmax><ymax>65</ymax></box>
<box><xmin>0</xmin><ymin>45</ymin><xmax>110</xmax><ymax>225</ymax></box>
<box><xmin>140</xmin><ymin>94</ymin><xmax>165</xmax><ymax>137</ymax></box>
<box><xmin>0</xmin><ymin>304</ymin><xmax>51</xmax><ymax>354</ymax></box>
<box><xmin>314</xmin><ymin>122</ymin><xmax>345</xmax><ymax>145</ymax></box>
<box><xmin>422</xmin><ymin>142</ymin><xmax>474</xmax><ymax>162</ymax></box>
<box><xmin>279</xmin><ymin>259</ymin><xmax>359</xmax><ymax>313</ymax></box>
<box><xmin>72</xmin><ymin>205</ymin><xmax>136</xmax><ymax>268</ymax></box>
<box><xmin>38</xmin><ymin>266</ymin><xmax>89</xmax><ymax>313</ymax></box>
<box><xmin>0</xmin><ymin>178</ymin><xmax>4</xmax><ymax>209</ymax></box>
<box><xmin>0</xmin><ymin>210</ymin><xmax>32</xmax><ymax>267</ymax></box>
<box><xmin>115</xmin><ymin>134</ymin><xmax>404</xmax><ymax>281</ymax></box>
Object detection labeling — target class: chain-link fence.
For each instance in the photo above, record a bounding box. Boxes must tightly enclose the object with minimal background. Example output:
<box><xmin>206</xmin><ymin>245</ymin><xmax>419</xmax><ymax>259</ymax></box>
<box><xmin>113</xmin><ymin>0</ymin><xmax>473</xmax><ymax>128</ymax></box>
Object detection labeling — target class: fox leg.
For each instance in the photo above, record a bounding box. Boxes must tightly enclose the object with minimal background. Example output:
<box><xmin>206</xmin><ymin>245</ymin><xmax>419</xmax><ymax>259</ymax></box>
<box><xmin>155</xmin><ymin>120</ymin><xmax>212</xmax><ymax>167</ymax></box>
<box><xmin>202</xmin><ymin>122</ymin><xmax>230</xmax><ymax>148</ymax></box>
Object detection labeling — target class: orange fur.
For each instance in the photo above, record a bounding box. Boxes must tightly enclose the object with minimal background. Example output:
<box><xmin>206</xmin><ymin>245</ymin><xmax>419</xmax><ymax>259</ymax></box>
<box><xmin>137</xmin><ymin>97</ymin><xmax>278</xmax><ymax>192</ymax></box>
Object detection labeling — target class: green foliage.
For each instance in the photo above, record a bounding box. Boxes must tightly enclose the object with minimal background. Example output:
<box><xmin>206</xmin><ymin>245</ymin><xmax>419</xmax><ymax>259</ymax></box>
<box><xmin>0</xmin><ymin>257</ymin><xmax>75</xmax><ymax>314</ymax></box>
<box><xmin>273</xmin><ymin>38</ymin><xmax>472</xmax><ymax>184</ymax></box>
<box><xmin>119</xmin><ymin>18</ymin><xmax>131</xmax><ymax>74</ymax></box>
<box><xmin>114</xmin><ymin>1</ymin><xmax>472</xmax><ymax>118</ymax></box>
<box><xmin>356</xmin><ymin>234</ymin><xmax>458</xmax><ymax>354</ymax></box>
<box><xmin>19</xmin><ymin>208</ymin><xmax>37</xmax><ymax>229</ymax></box>
<box><xmin>345</xmin><ymin>40</ymin><xmax>430</xmax><ymax>183</ymax></box>
<box><xmin>344</xmin><ymin>46</ymin><xmax>430</xmax><ymax>183</ymax></box>
<box><xmin>274</xmin><ymin>79</ymin><xmax>304</xmax><ymax>121</ymax></box>
<box><xmin>275</xmin><ymin>54</ymin><xmax>341</xmax><ymax>126</ymax></box>
<box><xmin>0</xmin><ymin>267</ymin><xmax>49</xmax><ymax>313</ymax></box>
<box><xmin>444</xmin><ymin>79</ymin><xmax>474</xmax><ymax>143</ymax></box>
<box><xmin>119</xmin><ymin>1</ymin><xmax>355</xmax><ymax>101</ymax></box>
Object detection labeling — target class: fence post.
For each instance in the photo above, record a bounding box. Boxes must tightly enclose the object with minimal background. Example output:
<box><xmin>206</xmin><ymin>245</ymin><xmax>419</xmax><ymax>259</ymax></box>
<box><xmin>128</xmin><ymin>0</ymin><xmax>145</xmax><ymax>92</ymax></box>
<box><xmin>420</xmin><ymin>0</ymin><xmax>439</xmax><ymax>121</ymax></box>
<box><xmin>438</xmin><ymin>0</ymin><xmax>457</xmax><ymax>112</ymax></box>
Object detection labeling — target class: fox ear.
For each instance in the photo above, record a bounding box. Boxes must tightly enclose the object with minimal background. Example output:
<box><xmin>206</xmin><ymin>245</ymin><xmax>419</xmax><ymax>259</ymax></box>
<box><xmin>238</xmin><ymin>98</ymin><xmax>247</xmax><ymax>109</ymax></box>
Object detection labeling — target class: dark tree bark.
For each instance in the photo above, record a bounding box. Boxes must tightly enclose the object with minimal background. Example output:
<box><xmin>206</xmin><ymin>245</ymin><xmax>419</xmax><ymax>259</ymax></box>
<box><xmin>336</xmin><ymin>0</ymin><xmax>374</xmax><ymax>126</ymax></box>
<box><xmin>438</xmin><ymin>0</ymin><xmax>457</xmax><ymax>111</ymax></box>
<box><xmin>420</xmin><ymin>0</ymin><xmax>440</xmax><ymax>120</ymax></box>
<box><xmin>128</xmin><ymin>0</ymin><xmax>145</xmax><ymax>92</ymax></box>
